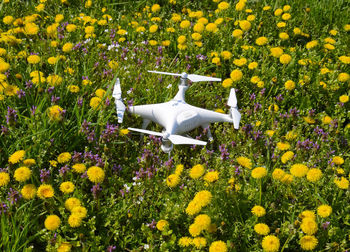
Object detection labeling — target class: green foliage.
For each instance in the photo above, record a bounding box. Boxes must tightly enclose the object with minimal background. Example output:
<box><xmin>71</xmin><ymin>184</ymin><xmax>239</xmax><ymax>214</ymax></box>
<box><xmin>0</xmin><ymin>0</ymin><xmax>349</xmax><ymax>251</ymax></box>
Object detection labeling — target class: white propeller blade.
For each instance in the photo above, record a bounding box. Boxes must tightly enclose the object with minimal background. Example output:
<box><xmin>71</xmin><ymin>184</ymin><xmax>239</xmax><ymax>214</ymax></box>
<box><xmin>128</xmin><ymin>127</ymin><xmax>207</xmax><ymax>145</ymax></box>
<box><xmin>116</xmin><ymin>100</ymin><xmax>126</xmax><ymax>123</ymax></box>
<box><xmin>128</xmin><ymin>127</ymin><xmax>163</xmax><ymax>137</ymax></box>
<box><xmin>148</xmin><ymin>70</ymin><xmax>182</xmax><ymax>77</ymax></box>
<box><xmin>187</xmin><ymin>74</ymin><xmax>221</xmax><ymax>83</ymax></box>
<box><xmin>231</xmin><ymin>108</ymin><xmax>241</xmax><ymax>129</ymax></box>
<box><xmin>112</xmin><ymin>78</ymin><xmax>125</xmax><ymax>123</ymax></box>
<box><xmin>227</xmin><ymin>88</ymin><xmax>237</xmax><ymax>107</ymax></box>
<box><xmin>112</xmin><ymin>78</ymin><xmax>122</xmax><ymax>99</ymax></box>
<box><xmin>148</xmin><ymin>70</ymin><xmax>221</xmax><ymax>83</ymax></box>
<box><xmin>168</xmin><ymin>135</ymin><xmax>207</xmax><ymax>145</ymax></box>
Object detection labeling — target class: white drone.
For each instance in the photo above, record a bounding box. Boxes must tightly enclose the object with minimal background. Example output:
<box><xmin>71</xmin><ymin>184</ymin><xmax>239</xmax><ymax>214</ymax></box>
<box><xmin>112</xmin><ymin>71</ymin><xmax>241</xmax><ymax>153</ymax></box>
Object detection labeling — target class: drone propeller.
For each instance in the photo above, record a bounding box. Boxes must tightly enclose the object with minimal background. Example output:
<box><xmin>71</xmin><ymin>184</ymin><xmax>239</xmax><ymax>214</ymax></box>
<box><xmin>148</xmin><ymin>70</ymin><xmax>221</xmax><ymax>83</ymax></box>
<box><xmin>230</xmin><ymin>108</ymin><xmax>241</xmax><ymax>130</ymax></box>
<box><xmin>127</xmin><ymin>127</ymin><xmax>163</xmax><ymax>137</ymax></box>
<box><xmin>227</xmin><ymin>88</ymin><xmax>241</xmax><ymax>129</ymax></box>
<box><xmin>227</xmin><ymin>88</ymin><xmax>237</xmax><ymax>107</ymax></box>
<box><xmin>112</xmin><ymin>78</ymin><xmax>126</xmax><ymax>123</ymax></box>
<box><xmin>128</xmin><ymin>127</ymin><xmax>207</xmax><ymax>146</ymax></box>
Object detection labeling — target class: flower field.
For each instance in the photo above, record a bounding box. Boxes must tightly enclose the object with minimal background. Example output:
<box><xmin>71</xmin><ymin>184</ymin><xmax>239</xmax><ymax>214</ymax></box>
<box><xmin>1</xmin><ymin>0</ymin><xmax>350</xmax><ymax>251</ymax></box>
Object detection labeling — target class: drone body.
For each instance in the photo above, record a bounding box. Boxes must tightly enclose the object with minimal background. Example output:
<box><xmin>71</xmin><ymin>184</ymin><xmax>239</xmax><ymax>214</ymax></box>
<box><xmin>112</xmin><ymin>71</ymin><xmax>241</xmax><ymax>153</ymax></box>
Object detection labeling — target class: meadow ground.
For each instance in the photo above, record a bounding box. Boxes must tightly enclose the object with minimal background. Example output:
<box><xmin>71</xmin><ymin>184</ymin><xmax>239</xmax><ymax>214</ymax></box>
<box><xmin>0</xmin><ymin>0</ymin><xmax>349</xmax><ymax>251</ymax></box>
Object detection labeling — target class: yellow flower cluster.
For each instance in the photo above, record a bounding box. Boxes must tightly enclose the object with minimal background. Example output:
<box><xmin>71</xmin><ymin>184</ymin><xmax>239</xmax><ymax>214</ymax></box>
<box><xmin>185</xmin><ymin>190</ymin><xmax>212</xmax><ymax>216</ymax></box>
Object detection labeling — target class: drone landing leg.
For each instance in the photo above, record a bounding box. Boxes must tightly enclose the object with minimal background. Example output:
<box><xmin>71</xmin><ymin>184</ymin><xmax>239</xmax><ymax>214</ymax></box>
<box><xmin>202</xmin><ymin>124</ymin><xmax>213</xmax><ymax>142</ymax></box>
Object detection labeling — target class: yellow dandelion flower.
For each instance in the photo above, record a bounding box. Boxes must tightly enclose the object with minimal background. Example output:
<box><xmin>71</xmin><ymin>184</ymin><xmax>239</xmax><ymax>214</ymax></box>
<box><xmin>339</xmin><ymin>95</ymin><xmax>349</xmax><ymax>103</ymax></box>
<box><xmin>248</xmin><ymin>62</ymin><xmax>258</xmax><ymax>69</ymax></box>
<box><xmin>174</xmin><ymin>164</ymin><xmax>184</xmax><ymax>175</ymax></box>
<box><xmin>186</xmin><ymin>200</ymin><xmax>202</xmax><ymax>216</ymax></box>
<box><xmin>306</xmin><ymin>168</ymin><xmax>322</xmax><ymax>182</ymax></box>
<box><xmin>27</xmin><ymin>55</ymin><xmax>41</xmax><ymax>64</ymax></box>
<box><xmin>193</xmin><ymin>190</ymin><xmax>212</xmax><ymax>207</ymax></box>
<box><xmin>189</xmin><ymin>164</ymin><xmax>205</xmax><ymax>179</ymax></box>
<box><xmin>8</xmin><ymin>150</ymin><xmax>25</xmax><ymax>164</ymax></box>
<box><xmin>235</xmin><ymin>1</ymin><xmax>245</xmax><ymax>11</ymax></box>
<box><xmin>251</xmin><ymin>167</ymin><xmax>267</xmax><ymax>179</ymax></box>
<box><xmin>21</xmin><ymin>184</ymin><xmax>36</xmax><ymax>199</ymax></box>
<box><xmin>60</xmin><ymin>181</ymin><xmax>75</xmax><ymax>194</ymax></box>
<box><xmin>194</xmin><ymin>214</ymin><xmax>211</xmax><ymax>230</ymax></box>
<box><xmin>14</xmin><ymin>166</ymin><xmax>32</xmax><ymax>182</ymax></box>
<box><xmin>262</xmin><ymin>235</ymin><xmax>280</xmax><ymax>252</ymax></box>
<box><xmin>300</xmin><ymin>218</ymin><xmax>318</xmax><ymax>235</ymax></box>
<box><xmin>203</xmin><ymin>171</ymin><xmax>219</xmax><ymax>183</ymax></box>
<box><xmin>281</xmin><ymin>13</ymin><xmax>291</xmax><ymax>20</ymax></box>
<box><xmin>230</xmin><ymin>69</ymin><xmax>243</xmax><ymax>82</ymax></box>
<box><xmin>276</xmin><ymin>142</ymin><xmax>291</xmax><ymax>151</ymax></box>
<box><xmin>0</xmin><ymin>172</ymin><xmax>10</xmax><ymax>186</ymax></box>
<box><xmin>221</xmin><ymin>50</ymin><xmax>232</xmax><ymax>60</ymax></box>
<box><xmin>68</xmin><ymin>85</ymin><xmax>79</xmax><ymax>93</ymax></box>
<box><xmin>256</xmin><ymin>37</ymin><xmax>268</xmax><ymax>46</ymax></box>
<box><xmin>290</xmin><ymin>164</ymin><xmax>309</xmax><ymax>177</ymax></box>
<box><xmin>206</xmin><ymin>23</ymin><xmax>218</xmax><ymax>32</ymax></box>
<box><xmin>23</xmin><ymin>158</ymin><xmax>36</xmax><ymax>167</ymax></box>
<box><xmin>72</xmin><ymin>206</ymin><xmax>87</xmax><ymax>219</ymax></box>
<box><xmin>156</xmin><ymin>219</ymin><xmax>168</xmax><ymax>231</ymax></box>
<box><xmin>274</xmin><ymin>9</ymin><xmax>283</xmax><ymax>16</ymax></box>
<box><xmin>68</xmin><ymin>213</ymin><xmax>82</xmax><ymax>228</ymax></box>
<box><xmin>209</xmin><ymin>240</ymin><xmax>227</xmax><ymax>252</ymax></box>
<box><xmin>57</xmin><ymin>152</ymin><xmax>71</xmax><ymax>163</ymax></box>
<box><xmin>166</xmin><ymin>174</ymin><xmax>180</xmax><ymax>187</ymax></box>
<box><xmin>65</xmin><ymin>197</ymin><xmax>81</xmax><ymax>211</ymax></box>
<box><xmin>306</xmin><ymin>40</ymin><xmax>318</xmax><ymax>49</ymax></box>
<box><xmin>317</xmin><ymin>205</ymin><xmax>332</xmax><ymax>218</ymax></box>
<box><xmin>299</xmin><ymin>210</ymin><xmax>316</xmax><ymax>220</ymax></box>
<box><xmin>87</xmin><ymin>166</ymin><xmax>105</xmax><ymax>183</ymax></box>
<box><xmin>281</xmin><ymin>151</ymin><xmax>294</xmax><ymax>164</ymax></box>
<box><xmin>193</xmin><ymin>22</ymin><xmax>204</xmax><ymax>33</ymax></box>
<box><xmin>57</xmin><ymin>242</ymin><xmax>71</xmax><ymax>252</ymax></box>
<box><xmin>151</xmin><ymin>4</ymin><xmax>161</xmax><ymax>13</ymax></box>
<box><xmin>334</xmin><ymin>177</ymin><xmax>349</xmax><ymax>189</ymax></box>
<box><xmin>237</xmin><ymin>156</ymin><xmax>252</xmax><ymax>169</ymax></box>
<box><xmin>265</xmin><ymin>130</ymin><xmax>275</xmax><ymax>137</ymax></box>
<box><xmin>254</xmin><ymin>223</ymin><xmax>270</xmax><ymax>235</ymax></box>
<box><xmin>272</xmin><ymin>169</ymin><xmax>285</xmax><ymax>180</ymax></box>
<box><xmin>338</xmin><ymin>72</ymin><xmax>350</xmax><ymax>82</ymax></box>
<box><xmin>270</xmin><ymin>47</ymin><xmax>283</xmax><ymax>58</ymax></box>
<box><xmin>37</xmin><ymin>184</ymin><xmax>54</xmax><ymax>199</ymax></box>
<box><xmin>189</xmin><ymin>223</ymin><xmax>201</xmax><ymax>237</ymax></box>
<box><xmin>192</xmin><ymin>237</ymin><xmax>207</xmax><ymax>249</ymax></box>
<box><xmin>232</xmin><ymin>29</ymin><xmax>243</xmax><ymax>38</ymax></box>
<box><xmin>72</xmin><ymin>163</ymin><xmax>86</xmax><ymax>173</ymax></box>
<box><xmin>239</xmin><ymin>20</ymin><xmax>251</xmax><ymax>31</ymax></box>
<box><xmin>178</xmin><ymin>237</ymin><xmax>193</xmax><ymax>247</ymax></box>
<box><xmin>62</xmin><ymin>42</ymin><xmax>73</xmax><ymax>53</ymax></box>
<box><xmin>332</xmin><ymin>156</ymin><xmax>344</xmax><ymax>165</ymax></box>
<box><xmin>279</xmin><ymin>54</ymin><xmax>292</xmax><ymax>64</ymax></box>
<box><xmin>44</xmin><ymin>215</ymin><xmax>60</xmax><ymax>231</ymax></box>
<box><xmin>300</xmin><ymin>235</ymin><xmax>318</xmax><ymax>251</ymax></box>
<box><xmin>251</xmin><ymin>205</ymin><xmax>266</xmax><ymax>217</ymax></box>
<box><xmin>180</xmin><ymin>20</ymin><xmax>191</xmax><ymax>29</ymax></box>
<box><xmin>90</xmin><ymin>97</ymin><xmax>103</xmax><ymax>110</ymax></box>
<box><xmin>66</xmin><ymin>24</ymin><xmax>77</xmax><ymax>32</ymax></box>
<box><xmin>47</xmin><ymin>74</ymin><xmax>63</xmax><ymax>86</ymax></box>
